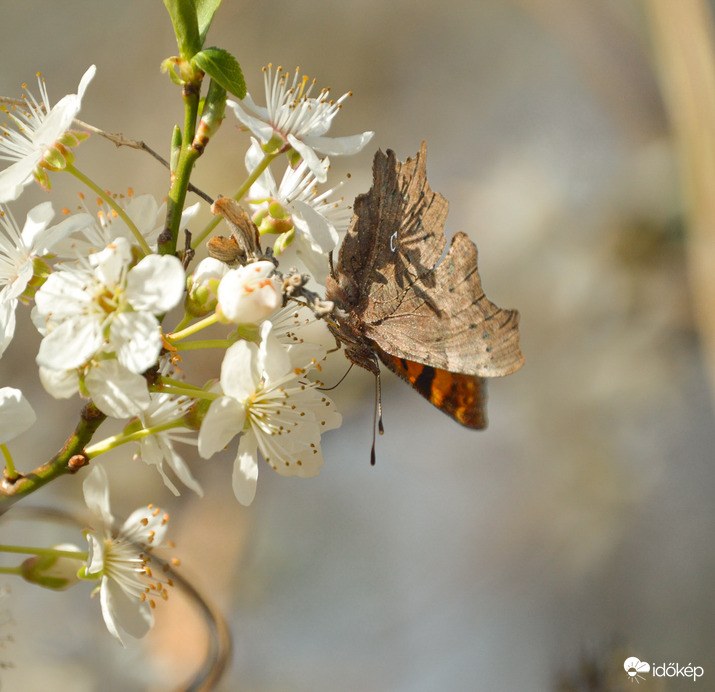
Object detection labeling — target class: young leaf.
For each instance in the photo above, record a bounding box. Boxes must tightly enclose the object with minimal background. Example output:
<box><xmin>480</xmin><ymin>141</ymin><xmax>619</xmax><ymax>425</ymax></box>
<box><xmin>163</xmin><ymin>0</ymin><xmax>201</xmax><ymax>58</ymax></box>
<box><xmin>196</xmin><ymin>0</ymin><xmax>223</xmax><ymax>45</ymax></box>
<box><xmin>192</xmin><ymin>47</ymin><xmax>246</xmax><ymax>99</ymax></box>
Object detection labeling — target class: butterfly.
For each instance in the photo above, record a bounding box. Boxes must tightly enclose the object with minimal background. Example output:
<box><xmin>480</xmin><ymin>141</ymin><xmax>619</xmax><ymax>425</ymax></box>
<box><xmin>325</xmin><ymin>143</ymin><xmax>524</xmax><ymax>430</ymax></box>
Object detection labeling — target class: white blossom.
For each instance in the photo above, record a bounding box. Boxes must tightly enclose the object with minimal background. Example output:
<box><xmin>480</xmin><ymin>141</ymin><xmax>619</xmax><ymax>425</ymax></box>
<box><xmin>246</xmin><ymin>140</ymin><xmax>349</xmax><ymax>284</ymax></box>
<box><xmin>216</xmin><ymin>260</ymin><xmax>282</xmax><ymax>325</ymax></box>
<box><xmin>198</xmin><ymin>323</ymin><xmax>341</xmax><ymax>505</ymax></box>
<box><xmin>55</xmin><ymin>193</ymin><xmax>200</xmax><ymax>257</ymax></box>
<box><xmin>82</xmin><ymin>465</ymin><xmax>170</xmax><ymax>645</ymax></box>
<box><xmin>0</xmin><ymin>65</ymin><xmax>96</xmax><ymax>202</ymax></box>
<box><xmin>133</xmin><ymin>392</ymin><xmax>202</xmax><ymax>497</ymax></box>
<box><xmin>227</xmin><ymin>64</ymin><xmax>373</xmax><ymax>182</ymax></box>
<box><xmin>0</xmin><ymin>387</ymin><xmax>35</xmax><ymax>443</ymax></box>
<box><xmin>0</xmin><ymin>202</ymin><xmax>92</xmax><ymax>357</ymax></box>
<box><xmin>33</xmin><ymin>237</ymin><xmax>185</xmax><ymax>374</ymax></box>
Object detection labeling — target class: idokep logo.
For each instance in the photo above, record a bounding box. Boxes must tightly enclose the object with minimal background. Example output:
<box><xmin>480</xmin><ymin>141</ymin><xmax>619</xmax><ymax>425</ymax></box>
<box><xmin>624</xmin><ymin>657</ymin><xmax>650</xmax><ymax>683</ymax></box>
<box><xmin>624</xmin><ymin>656</ymin><xmax>705</xmax><ymax>683</ymax></box>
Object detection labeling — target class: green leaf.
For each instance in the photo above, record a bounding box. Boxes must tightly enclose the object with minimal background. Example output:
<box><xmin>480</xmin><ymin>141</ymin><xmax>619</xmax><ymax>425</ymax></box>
<box><xmin>163</xmin><ymin>0</ymin><xmax>201</xmax><ymax>58</ymax></box>
<box><xmin>192</xmin><ymin>47</ymin><xmax>246</xmax><ymax>99</ymax></box>
<box><xmin>196</xmin><ymin>0</ymin><xmax>223</xmax><ymax>45</ymax></box>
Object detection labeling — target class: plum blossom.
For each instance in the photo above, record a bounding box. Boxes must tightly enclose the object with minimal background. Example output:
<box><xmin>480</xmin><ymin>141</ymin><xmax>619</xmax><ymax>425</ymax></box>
<box><xmin>198</xmin><ymin>323</ymin><xmax>341</xmax><ymax>506</ymax></box>
<box><xmin>216</xmin><ymin>260</ymin><xmax>282</xmax><ymax>325</ymax></box>
<box><xmin>55</xmin><ymin>193</ymin><xmax>200</xmax><ymax>257</ymax></box>
<box><xmin>245</xmin><ymin>140</ymin><xmax>349</xmax><ymax>284</ymax></box>
<box><xmin>82</xmin><ymin>465</ymin><xmax>171</xmax><ymax>645</ymax></box>
<box><xmin>33</xmin><ymin>237</ymin><xmax>185</xmax><ymax>374</ymax></box>
<box><xmin>0</xmin><ymin>201</ymin><xmax>92</xmax><ymax>357</ymax></box>
<box><xmin>227</xmin><ymin>64</ymin><xmax>373</xmax><ymax>182</ymax></box>
<box><xmin>132</xmin><ymin>391</ymin><xmax>202</xmax><ymax>497</ymax></box>
<box><xmin>0</xmin><ymin>65</ymin><xmax>96</xmax><ymax>202</ymax></box>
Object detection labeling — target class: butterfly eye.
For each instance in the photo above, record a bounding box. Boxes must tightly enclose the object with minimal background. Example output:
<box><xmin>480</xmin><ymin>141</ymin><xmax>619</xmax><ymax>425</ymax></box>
<box><xmin>389</xmin><ymin>231</ymin><xmax>397</xmax><ymax>252</ymax></box>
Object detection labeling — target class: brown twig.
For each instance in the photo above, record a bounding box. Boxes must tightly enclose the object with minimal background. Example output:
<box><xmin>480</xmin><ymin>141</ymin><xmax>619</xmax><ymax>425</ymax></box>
<box><xmin>72</xmin><ymin>118</ymin><xmax>214</xmax><ymax>205</ymax></box>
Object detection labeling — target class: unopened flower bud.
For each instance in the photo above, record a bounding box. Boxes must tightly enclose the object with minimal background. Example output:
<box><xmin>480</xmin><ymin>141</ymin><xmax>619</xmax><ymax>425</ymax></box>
<box><xmin>216</xmin><ymin>261</ymin><xmax>282</xmax><ymax>325</ymax></box>
<box><xmin>21</xmin><ymin>543</ymin><xmax>83</xmax><ymax>591</ymax></box>
<box><xmin>253</xmin><ymin>201</ymin><xmax>294</xmax><ymax>236</ymax></box>
<box><xmin>273</xmin><ymin>228</ymin><xmax>295</xmax><ymax>255</ymax></box>
<box><xmin>185</xmin><ymin>257</ymin><xmax>229</xmax><ymax>317</ymax></box>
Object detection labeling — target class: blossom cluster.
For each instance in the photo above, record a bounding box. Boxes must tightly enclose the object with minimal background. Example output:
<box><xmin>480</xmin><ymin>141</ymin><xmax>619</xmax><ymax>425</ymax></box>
<box><xmin>0</xmin><ymin>58</ymin><xmax>372</xmax><ymax>644</ymax></box>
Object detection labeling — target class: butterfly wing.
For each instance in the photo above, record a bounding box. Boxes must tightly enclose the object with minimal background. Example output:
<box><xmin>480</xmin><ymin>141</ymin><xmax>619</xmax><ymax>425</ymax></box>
<box><xmin>376</xmin><ymin>346</ymin><xmax>488</xmax><ymax>428</ymax></box>
<box><xmin>339</xmin><ymin>143</ymin><xmax>524</xmax><ymax>378</ymax></box>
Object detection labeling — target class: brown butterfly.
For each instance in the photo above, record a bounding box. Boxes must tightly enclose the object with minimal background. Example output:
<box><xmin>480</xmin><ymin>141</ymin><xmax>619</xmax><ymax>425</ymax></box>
<box><xmin>325</xmin><ymin>143</ymin><xmax>524</xmax><ymax>430</ymax></box>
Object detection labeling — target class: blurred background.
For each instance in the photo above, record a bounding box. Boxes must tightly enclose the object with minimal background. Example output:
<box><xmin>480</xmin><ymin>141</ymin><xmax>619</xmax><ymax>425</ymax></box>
<box><xmin>1</xmin><ymin>1</ymin><xmax>714</xmax><ymax>690</ymax></box>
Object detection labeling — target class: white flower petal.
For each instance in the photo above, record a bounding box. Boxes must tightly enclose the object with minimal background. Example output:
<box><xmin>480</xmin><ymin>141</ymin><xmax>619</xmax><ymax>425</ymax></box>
<box><xmin>220</xmin><ymin>341</ymin><xmax>260</xmax><ymax>400</ymax></box>
<box><xmin>38</xmin><ymin>365</ymin><xmax>80</xmax><ymax>399</ymax></box>
<box><xmin>111</xmin><ymin>312</ymin><xmax>161</xmax><ymax>374</ymax></box>
<box><xmin>85</xmin><ymin>360</ymin><xmax>150</xmax><ymax>417</ymax></box>
<box><xmin>0</xmin><ymin>387</ymin><xmax>35</xmax><ymax>443</ymax></box>
<box><xmin>287</xmin><ymin>135</ymin><xmax>328</xmax><ymax>182</ymax></box>
<box><xmin>226</xmin><ymin>99</ymin><xmax>275</xmax><ymax>143</ymax></box>
<box><xmin>37</xmin><ymin>315</ymin><xmax>103</xmax><ymax>370</ymax></box>
<box><xmin>291</xmin><ymin>199</ymin><xmax>338</xmax><ymax>253</ymax></box>
<box><xmin>198</xmin><ymin>396</ymin><xmax>246</xmax><ymax>459</ymax></box>
<box><xmin>303</xmin><ymin>131</ymin><xmax>375</xmax><ymax>157</ymax></box>
<box><xmin>0</xmin><ymin>155</ymin><xmax>40</xmax><ymax>203</ymax></box>
<box><xmin>0</xmin><ymin>298</ymin><xmax>17</xmax><ymax>357</ymax></box>
<box><xmin>82</xmin><ymin>466</ymin><xmax>114</xmax><ymax>528</ymax></box>
<box><xmin>101</xmin><ymin>576</ymin><xmax>153</xmax><ymax>646</ymax></box>
<box><xmin>126</xmin><ymin>254</ymin><xmax>185</xmax><ymax>313</ymax></box>
<box><xmin>233</xmin><ymin>430</ymin><xmax>259</xmax><ymax>506</ymax></box>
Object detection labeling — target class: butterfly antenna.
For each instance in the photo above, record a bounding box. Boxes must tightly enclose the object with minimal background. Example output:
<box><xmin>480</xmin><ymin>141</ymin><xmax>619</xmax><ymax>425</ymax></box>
<box><xmin>370</xmin><ymin>369</ymin><xmax>385</xmax><ymax>466</ymax></box>
<box><xmin>317</xmin><ymin>363</ymin><xmax>354</xmax><ymax>391</ymax></box>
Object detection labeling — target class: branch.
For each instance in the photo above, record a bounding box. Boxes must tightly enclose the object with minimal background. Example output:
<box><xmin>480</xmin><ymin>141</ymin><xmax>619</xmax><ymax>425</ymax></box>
<box><xmin>73</xmin><ymin>118</ymin><xmax>214</xmax><ymax>205</ymax></box>
<box><xmin>0</xmin><ymin>402</ymin><xmax>106</xmax><ymax>514</ymax></box>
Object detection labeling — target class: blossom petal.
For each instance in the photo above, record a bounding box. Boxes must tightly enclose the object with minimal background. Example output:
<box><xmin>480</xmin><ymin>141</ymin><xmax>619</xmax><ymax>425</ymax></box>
<box><xmin>36</xmin><ymin>315</ymin><xmax>103</xmax><ymax>370</ymax></box>
<box><xmin>220</xmin><ymin>341</ymin><xmax>260</xmax><ymax>400</ymax></box>
<box><xmin>226</xmin><ymin>99</ymin><xmax>275</xmax><ymax>143</ymax></box>
<box><xmin>82</xmin><ymin>466</ymin><xmax>114</xmax><ymax>528</ymax></box>
<box><xmin>111</xmin><ymin>311</ymin><xmax>162</xmax><ymax>374</ymax></box>
<box><xmin>0</xmin><ymin>387</ymin><xmax>36</xmax><ymax>443</ymax></box>
<box><xmin>291</xmin><ymin>199</ymin><xmax>338</xmax><ymax>253</ymax></box>
<box><xmin>85</xmin><ymin>359</ymin><xmax>150</xmax><ymax>417</ymax></box>
<box><xmin>0</xmin><ymin>155</ymin><xmax>40</xmax><ymax>203</ymax></box>
<box><xmin>303</xmin><ymin>131</ymin><xmax>375</xmax><ymax>157</ymax></box>
<box><xmin>100</xmin><ymin>576</ymin><xmax>153</xmax><ymax>646</ymax></box>
<box><xmin>38</xmin><ymin>365</ymin><xmax>79</xmax><ymax>399</ymax></box>
<box><xmin>126</xmin><ymin>254</ymin><xmax>185</xmax><ymax>313</ymax></box>
<box><xmin>0</xmin><ymin>298</ymin><xmax>17</xmax><ymax>358</ymax></box>
<box><xmin>198</xmin><ymin>396</ymin><xmax>246</xmax><ymax>459</ymax></box>
<box><xmin>233</xmin><ymin>430</ymin><xmax>259</xmax><ymax>506</ymax></box>
<box><xmin>287</xmin><ymin>135</ymin><xmax>328</xmax><ymax>182</ymax></box>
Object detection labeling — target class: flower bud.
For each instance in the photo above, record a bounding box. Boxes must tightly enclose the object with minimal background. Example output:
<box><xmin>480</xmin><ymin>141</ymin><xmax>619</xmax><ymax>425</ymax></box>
<box><xmin>273</xmin><ymin>228</ymin><xmax>295</xmax><ymax>255</ymax></box>
<box><xmin>21</xmin><ymin>543</ymin><xmax>83</xmax><ymax>591</ymax></box>
<box><xmin>216</xmin><ymin>261</ymin><xmax>282</xmax><ymax>325</ymax></box>
<box><xmin>253</xmin><ymin>200</ymin><xmax>294</xmax><ymax>237</ymax></box>
<box><xmin>185</xmin><ymin>257</ymin><xmax>229</xmax><ymax>317</ymax></box>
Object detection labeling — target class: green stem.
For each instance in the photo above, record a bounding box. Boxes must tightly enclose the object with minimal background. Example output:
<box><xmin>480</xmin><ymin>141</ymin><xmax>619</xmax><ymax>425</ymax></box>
<box><xmin>166</xmin><ymin>313</ymin><xmax>219</xmax><ymax>342</ymax></box>
<box><xmin>191</xmin><ymin>150</ymin><xmax>279</xmax><ymax>249</ymax></box>
<box><xmin>173</xmin><ymin>338</ymin><xmax>232</xmax><ymax>351</ymax></box>
<box><xmin>0</xmin><ymin>402</ymin><xmax>106</xmax><ymax>513</ymax></box>
<box><xmin>151</xmin><ymin>383</ymin><xmax>218</xmax><ymax>401</ymax></box>
<box><xmin>0</xmin><ymin>566</ymin><xmax>21</xmax><ymax>575</ymax></box>
<box><xmin>85</xmin><ymin>418</ymin><xmax>189</xmax><ymax>459</ymax></box>
<box><xmin>64</xmin><ymin>163</ymin><xmax>153</xmax><ymax>256</ymax></box>
<box><xmin>1</xmin><ymin>445</ymin><xmax>17</xmax><ymax>482</ymax></box>
<box><xmin>155</xmin><ymin>375</ymin><xmax>206</xmax><ymax>391</ymax></box>
<box><xmin>172</xmin><ymin>312</ymin><xmax>194</xmax><ymax>333</ymax></box>
<box><xmin>0</xmin><ymin>545</ymin><xmax>88</xmax><ymax>561</ymax></box>
<box><xmin>160</xmin><ymin>83</ymin><xmax>202</xmax><ymax>257</ymax></box>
